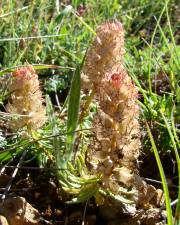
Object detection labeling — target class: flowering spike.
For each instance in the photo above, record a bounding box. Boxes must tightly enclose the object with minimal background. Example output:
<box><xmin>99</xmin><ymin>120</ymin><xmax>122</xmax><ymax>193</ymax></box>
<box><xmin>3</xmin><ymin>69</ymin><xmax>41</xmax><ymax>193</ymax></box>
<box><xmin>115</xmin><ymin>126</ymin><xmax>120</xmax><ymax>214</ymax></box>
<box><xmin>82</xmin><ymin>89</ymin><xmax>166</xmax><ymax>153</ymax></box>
<box><xmin>81</xmin><ymin>21</ymin><xmax>140</xmax><ymax>199</ymax></box>
<box><xmin>81</xmin><ymin>22</ymin><xmax>162</xmax><ymax>209</ymax></box>
<box><xmin>6</xmin><ymin>66</ymin><xmax>46</xmax><ymax>131</ymax></box>
<box><xmin>81</xmin><ymin>21</ymin><xmax>125</xmax><ymax>89</ymax></box>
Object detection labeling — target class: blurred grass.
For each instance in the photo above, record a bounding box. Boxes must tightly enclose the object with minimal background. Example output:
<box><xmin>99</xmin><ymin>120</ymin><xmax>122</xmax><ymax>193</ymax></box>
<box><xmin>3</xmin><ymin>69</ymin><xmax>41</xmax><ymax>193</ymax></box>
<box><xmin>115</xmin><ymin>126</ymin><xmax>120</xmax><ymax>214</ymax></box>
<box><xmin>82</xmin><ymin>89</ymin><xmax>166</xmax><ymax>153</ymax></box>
<box><xmin>0</xmin><ymin>0</ymin><xmax>179</xmax><ymax>222</ymax></box>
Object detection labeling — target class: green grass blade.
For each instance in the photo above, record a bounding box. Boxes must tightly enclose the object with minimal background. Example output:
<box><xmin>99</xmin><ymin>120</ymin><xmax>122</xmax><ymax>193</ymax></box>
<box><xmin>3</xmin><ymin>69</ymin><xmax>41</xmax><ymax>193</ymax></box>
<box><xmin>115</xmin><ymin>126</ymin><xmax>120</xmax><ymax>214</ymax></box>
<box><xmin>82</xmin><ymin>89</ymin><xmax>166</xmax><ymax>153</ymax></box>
<box><xmin>72</xmin><ymin>10</ymin><xmax>96</xmax><ymax>36</ymax></box>
<box><xmin>66</xmin><ymin>64</ymin><xmax>81</xmax><ymax>164</ymax></box>
<box><xmin>156</xmin><ymin>21</ymin><xmax>179</xmax><ymax>69</ymax></box>
<box><xmin>0</xmin><ymin>34</ymin><xmax>67</xmax><ymax>42</ymax></box>
<box><xmin>147</xmin><ymin>0</ymin><xmax>168</xmax><ymax>94</ymax></box>
<box><xmin>160</xmin><ymin>110</ymin><xmax>180</xmax><ymax>224</ymax></box>
<box><xmin>165</xmin><ymin>0</ymin><xmax>180</xmax><ymax>67</ymax></box>
<box><xmin>0</xmin><ymin>64</ymin><xmax>67</xmax><ymax>76</ymax></box>
<box><xmin>146</xmin><ymin>122</ymin><xmax>173</xmax><ymax>225</ymax></box>
<box><xmin>46</xmin><ymin>95</ymin><xmax>65</xmax><ymax>168</ymax></box>
<box><xmin>160</xmin><ymin>110</ymin><xmax>180</xmax><ymax>164</ymax></box>
<box><xmin>0</xmin><ymin>6</ymin><xmax>29</xmax><ymax>18</ymax></box>
<box><xmin>175</xmin><ymin>186</ymin><xmax>180</xmax><ymax>225</ymax></box>
<box><xmin>171</xmin><ymin>110</ymin><xmax>180</xmax><ymax>149</ymax></box>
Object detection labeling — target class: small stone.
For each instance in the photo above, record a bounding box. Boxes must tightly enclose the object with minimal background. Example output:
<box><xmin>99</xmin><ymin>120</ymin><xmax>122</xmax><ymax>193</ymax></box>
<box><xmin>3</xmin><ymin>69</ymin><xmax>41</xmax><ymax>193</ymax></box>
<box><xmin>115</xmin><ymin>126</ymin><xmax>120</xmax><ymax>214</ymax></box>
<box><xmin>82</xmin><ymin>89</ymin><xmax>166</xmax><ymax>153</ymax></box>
<box><xmin>108</xmin><ymin>209</ymin><xmax>166</xmax><ymax>225</ymax></box>
<box><xmin>0</xmin><ymin>196</ymin><xmax>42</xmax><ymax>225</ymax></box>
<box><xmin>99</xmin><ymin>201</ymin><xmax>136</xmax><ymax>220</ymax></box>
<box><xmin>0</xmin><ymin>215</ymin><xmax>9</xmax><ymax>225</ymax></box>
<box><xmin>155</xmin><ymin>189</ymin><xmax>164</xmax><ymax>206</ymax></box>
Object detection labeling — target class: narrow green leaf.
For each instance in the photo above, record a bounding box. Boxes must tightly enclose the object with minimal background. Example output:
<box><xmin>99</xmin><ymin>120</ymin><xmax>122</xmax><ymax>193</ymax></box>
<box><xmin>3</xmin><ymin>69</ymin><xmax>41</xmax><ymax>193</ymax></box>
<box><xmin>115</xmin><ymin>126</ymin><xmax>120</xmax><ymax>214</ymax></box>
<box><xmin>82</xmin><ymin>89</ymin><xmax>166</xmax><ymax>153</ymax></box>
<box><xmin>0</xmin><ymin>64</ymin><xmax>69</xmax><ymax>76</ymax></box>
<box><xmin>99</xmin><ymin>189</ymin><xmax>134</xmax><ymax>204</ymax></box>
<box><xmin>146</xmin><ymin>122</ymin><xmax>173</xmax><ymax>225</ymax></box>
<box><xmin>66</xmin><ymin>64</ymin><xmax>81</xmax><ymax>164</ymax></box>
<box><xmin>46</xmin><ymin>95</ymin><xmax>65</xmax><ymax>168</ymax></box>
<box><xmin>0</xmin><ymin>151</ymin><xmax>14</xmax><ymax>163</ymax></box>
<box><xmin>67</xmin><ymin>185</ymin><xmax>98</xmax><ymax>204</ymax></box>
<box><xmin>147</xmin><ymin>0</ymin><xmax>168</xmax><ymax>94</ymax></box>
<box><xmin>160</xmin><ymin>110</ymin><xmax>180</xmax><ymax>225</ymax></box>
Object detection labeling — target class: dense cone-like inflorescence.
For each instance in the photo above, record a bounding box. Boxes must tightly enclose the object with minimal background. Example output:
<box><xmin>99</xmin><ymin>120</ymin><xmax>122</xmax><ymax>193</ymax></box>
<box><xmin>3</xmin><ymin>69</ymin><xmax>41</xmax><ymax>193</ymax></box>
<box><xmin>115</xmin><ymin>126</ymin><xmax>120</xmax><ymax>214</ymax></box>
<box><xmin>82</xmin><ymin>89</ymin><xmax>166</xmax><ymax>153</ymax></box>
<box><xmin>81</xmin><ymin>22</ymin><xmax>164</xmax><ymax>210</ymax></box>
<box><xmin>82</xmin><ymin>21</ymin><xmax>141</xmax><ymax>200</ymax></box>
<box><xmin>6</xmin><ymin>66</ymin><xmax>46</xmax><ymax>131</ymax></box>
<box><xmin>82</xmin><ymin>22</ymin><xmax>125</xmax><ymax>89</ymax></box>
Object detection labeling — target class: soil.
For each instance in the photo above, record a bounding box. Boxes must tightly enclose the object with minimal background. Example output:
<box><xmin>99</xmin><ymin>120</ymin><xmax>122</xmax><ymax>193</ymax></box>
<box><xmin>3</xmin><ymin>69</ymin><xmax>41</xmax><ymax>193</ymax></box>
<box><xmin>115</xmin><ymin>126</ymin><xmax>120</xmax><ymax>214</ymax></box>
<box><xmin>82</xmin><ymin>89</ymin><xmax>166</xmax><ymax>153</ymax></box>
<box><xmin>0</xmin><ymin>150</ymin><xmax>177</xmax><ymax>225</ymax></box>
<box><xmin>0</xmin><ymin>161</ymin><xmax>105</xmax><ymax>225</ymax></box>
